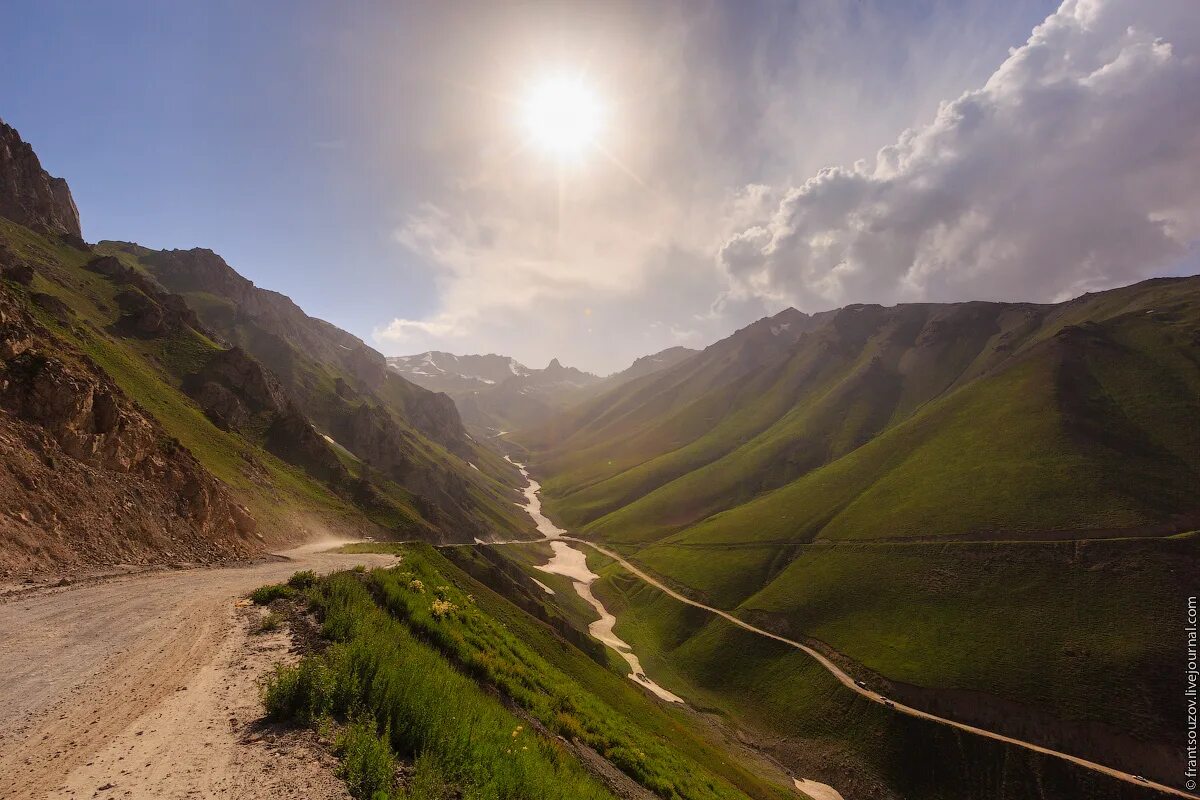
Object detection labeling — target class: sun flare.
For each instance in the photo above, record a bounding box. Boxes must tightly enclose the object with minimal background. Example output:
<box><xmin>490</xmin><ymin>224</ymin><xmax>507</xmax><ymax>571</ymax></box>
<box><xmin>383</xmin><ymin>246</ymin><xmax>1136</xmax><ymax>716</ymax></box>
<box><xmin>521</xmin><ymin>74</ymin><xmax>604</xmax><ymax>160</ymax></box>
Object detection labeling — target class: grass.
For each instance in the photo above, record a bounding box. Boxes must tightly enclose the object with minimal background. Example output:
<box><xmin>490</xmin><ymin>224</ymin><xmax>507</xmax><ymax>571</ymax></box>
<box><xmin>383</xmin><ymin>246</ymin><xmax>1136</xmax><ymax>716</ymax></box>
<box><xmin>525</xmin><ymin>278</ymin><xmax>1200</xmax><ymax>550</ymax></box>
<box><xmin>335</xmin><ymin>720</ymin><xmax>399</xmax><ymax>799</ymax></box>
<box><xmin>250</xmin><ymin>583</ymin><xmax>294</xmax><ymax>605</ymax></box>
<box><xmin>257</xmin><ymin>611</ymin><xmax>284</xmax><ymax>632</ymax></box>
<box><xmin>365</xmin><ymin>548</ymin><xmax>770</xmax><ymax>800</ymax></box>
<box><xmin>738</xmin><ymin>536</ymin><xmax>1195</xmax><ymax>742</ymax></box>
<box><xmin>261</xmin><ymin>571</ymin><xmax>616</xmax><ymax>800</ymax></box>
<box><xmin>290</xmin><ymin>546</ymin><xmax>798</xmax><ymax>799</ymax></box>
<box><xmin>590</xmin><ymin>561</ymin><xmax>1171</xmax><ymax>800</ymax></box>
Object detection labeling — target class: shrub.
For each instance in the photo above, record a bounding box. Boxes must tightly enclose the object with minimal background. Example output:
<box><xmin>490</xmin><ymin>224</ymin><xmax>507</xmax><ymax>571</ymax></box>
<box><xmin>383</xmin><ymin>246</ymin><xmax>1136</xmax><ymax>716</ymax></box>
<box><xmin>250</xmin><ymin>583</ymin><xmax>294</xmax><ymax>605</ymax></box>
<box><xmin>261</xmin><ymin>657</ymin><xmax>335</xmax><ymax>725</ymax></box>
<box><xmin>287</xmin><ymin>569</ymin><xmax>317</xmax><ymax>590</ymax></box>
<box><xmin>336</xmin><ymin>720</ymin><xmax>397</xmax><ymax>800</ymax></box>
<box><xmin>258</xmin><ymin>611</ymin><xmax>283</xmax><ymax>632</ymax></box>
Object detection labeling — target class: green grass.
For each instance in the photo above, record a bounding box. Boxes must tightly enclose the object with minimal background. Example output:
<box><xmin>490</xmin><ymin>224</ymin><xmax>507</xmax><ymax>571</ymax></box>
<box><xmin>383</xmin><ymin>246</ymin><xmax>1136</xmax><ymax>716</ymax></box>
<box><xmin>262</xmin><ymin>571</ymin><xmax>616</xmax><ymax>800</ymax></box>
<box><xmin>334</xmin><ymin>720</ymin><xmax>400</xmax><ymax>799</ymax></box>
<box><xmin>257</xmin><ymin>611</ymin><xmax>284</xmax><ymax>632</ymax></box>
<box><xmin>321</xmin><ymin>544</ymin><xmax>799</xmax><ymax>799</ymax></box>
<box><xmin>733</xmin><ymin>536</ymin><xmax>1194</xmax><ymax>742</ymax></box>
<box><xmin>366</xmin><ymin>549</ymin><xmax>775</xmax><ymax>800</ymax></box>
<box><xmin>527</xmin><ymin>279</ymin><xmax>1200</xmax><ymax>551</ymax></box>
<box><xmin>591</xmin><ymin>562</ymin><xmax>1170</xmax><ymax>800</ymax></box>
<box><xmin>250</xmin><ymin>583</ymin><xmax>295</xmax><ymax>605</ymax></box>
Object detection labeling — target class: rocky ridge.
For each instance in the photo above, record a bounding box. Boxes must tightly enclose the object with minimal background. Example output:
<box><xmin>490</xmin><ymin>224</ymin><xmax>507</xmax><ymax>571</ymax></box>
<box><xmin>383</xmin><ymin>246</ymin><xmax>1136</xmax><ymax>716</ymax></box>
<box><xmin>0</xmin><ymin>120</ymin><xmax>81</xmax><ymax>240</ymax></box>
<box><xmin>0</xmin><ymin>287</ymin><xmax>256</xmax><ymax>574</ymax></box>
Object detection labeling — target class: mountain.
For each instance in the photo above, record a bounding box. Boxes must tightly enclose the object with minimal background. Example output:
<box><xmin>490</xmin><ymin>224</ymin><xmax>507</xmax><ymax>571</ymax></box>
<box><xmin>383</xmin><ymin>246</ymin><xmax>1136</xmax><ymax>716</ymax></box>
<box><xmin>0</xmin><ymin>120</ymin><xmax>81</xmax><ymax>240</ymax></box>
<box><xmin>514</xmin><ymin>279</ymin><xmax>1200</xmax><ymax>787</ymax></box>
<box><xmin>524</xmin><ymin>286</ymin><xmax>1200</xmax><ymax>545</ymax></box>
<box><xmin>95</xmin><ymin>241</ymin><xmax>531</xmax><ymax>543</ymax></box>
<box><xmin>386</xmin><ymin>351</ymin><xmax>532</xmax><ymax>395</ymax></box>
<box><xmin>391</xmin><ymin>348</ymin><xmax>696</xmax><ymax>435</ymax></box>
<box><xmin>0</xmin><ymin>118</ymin><xmax>530</xmax><ymax>574</ymax></box>
<box><xmin>602</xmin><ymin>345</ymin><xmax>698</xmax><ymax>389</ymax></box>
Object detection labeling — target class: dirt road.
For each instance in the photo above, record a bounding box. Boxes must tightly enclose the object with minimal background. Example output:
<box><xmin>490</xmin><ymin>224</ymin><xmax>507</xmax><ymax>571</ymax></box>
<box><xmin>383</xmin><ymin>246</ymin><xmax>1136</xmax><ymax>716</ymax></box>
<box><xmin>0</xmin><ymin>541</ymin><xmax>397</xmax><ymax>800</ymax></box>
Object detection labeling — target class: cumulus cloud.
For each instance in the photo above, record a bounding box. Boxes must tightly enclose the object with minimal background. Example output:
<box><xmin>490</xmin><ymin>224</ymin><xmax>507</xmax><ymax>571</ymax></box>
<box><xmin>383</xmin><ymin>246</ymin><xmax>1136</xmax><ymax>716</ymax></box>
<box><xmin>718</xmin><ymin>0</ymin><xmax>1200</xmax><ymax>310</ymax></box>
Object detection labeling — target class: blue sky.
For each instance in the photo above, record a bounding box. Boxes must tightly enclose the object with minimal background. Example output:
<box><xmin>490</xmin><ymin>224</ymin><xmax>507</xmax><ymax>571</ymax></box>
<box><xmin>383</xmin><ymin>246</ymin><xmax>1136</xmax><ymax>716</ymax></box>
<box><xmin>2</xmin><ymin>1</ymin><xmax>437</xmax><ymax>335</ymax></box>
<box><xmin>5</xmin><ymin>1</ymin><xmax>1195</xmax><ymax>373</ymax></box>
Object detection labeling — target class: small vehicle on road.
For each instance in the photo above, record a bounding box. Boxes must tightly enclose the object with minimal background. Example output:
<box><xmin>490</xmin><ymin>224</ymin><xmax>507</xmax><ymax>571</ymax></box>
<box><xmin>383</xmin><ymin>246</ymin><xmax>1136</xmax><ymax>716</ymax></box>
<box><xmin>1133</xmin><ymin>776</ymin><xmax>1147</xmax><ymax>783</ymax></box>
<box><xmin>883</xmin><ymin>699</ymin><xmax>895</xmax><ymax>708</ymax></box>
<box><xmin>854</xmin><ymin>679</ymin><xmax>867</xmax><ymax>689</ymax></box>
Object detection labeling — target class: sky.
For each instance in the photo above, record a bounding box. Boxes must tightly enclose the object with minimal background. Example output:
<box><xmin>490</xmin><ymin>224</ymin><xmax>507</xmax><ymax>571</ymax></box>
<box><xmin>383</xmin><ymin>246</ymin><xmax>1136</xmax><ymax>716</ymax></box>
<box><xmin>2</xmin><ymin>0</ymin><xmax>1197</xmax><ymax>374</ymax></box>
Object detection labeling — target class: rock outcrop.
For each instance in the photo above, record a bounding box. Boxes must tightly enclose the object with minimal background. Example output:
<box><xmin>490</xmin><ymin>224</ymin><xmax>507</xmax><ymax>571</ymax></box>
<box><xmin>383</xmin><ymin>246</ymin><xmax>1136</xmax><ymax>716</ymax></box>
<box><xmin>0</xmin><ymin>120</ymin><xmax>82</xmax><ymax>239</ymax></box>
<box><xmin>184</xmin><ymin>347</ymin><xmax>348</xmax><ymax>484</ymax></box>
<box><xmin>84</xmin><ymin>255</ymin><xmax>203</xmax><ymax>338</ymax></box>
<box><xmin>0</xmin><ymin>290</ymin><xmax>256</xmax><ymax>573</ymax></box>
<box><xmin>117</xmin><ymin>245</ymin><xmax>468</xmax><ymax>448</ymax></box>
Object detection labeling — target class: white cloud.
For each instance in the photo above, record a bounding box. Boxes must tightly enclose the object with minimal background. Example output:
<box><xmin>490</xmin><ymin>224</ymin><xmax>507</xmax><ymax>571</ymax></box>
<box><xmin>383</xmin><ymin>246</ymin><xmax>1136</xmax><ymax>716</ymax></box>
<box><xmin>718</xmin><ymin>0</ymin><xmax>1200</xmax><ymax>310</ymax></box>
<box><xmin>361</xmin><ymin>0</ymin><xmax>1085</xmax><ymax>372</ymax></box>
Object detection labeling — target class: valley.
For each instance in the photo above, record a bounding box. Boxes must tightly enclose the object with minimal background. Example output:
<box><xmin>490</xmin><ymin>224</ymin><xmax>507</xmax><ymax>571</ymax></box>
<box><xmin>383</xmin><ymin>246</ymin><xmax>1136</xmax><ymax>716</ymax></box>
<box><xmin>1</xmin><ymin>49</ymin><xmax>1197</xmax><ymax>800</ymax></box>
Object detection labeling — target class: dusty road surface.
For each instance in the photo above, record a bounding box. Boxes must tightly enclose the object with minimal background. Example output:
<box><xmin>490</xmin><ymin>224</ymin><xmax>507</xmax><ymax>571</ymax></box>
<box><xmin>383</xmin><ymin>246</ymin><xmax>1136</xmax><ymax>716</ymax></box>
<box><xmin>0</xmin><ymin>540</ymin><xmax>397</xmax><ymax>800</ymax></box>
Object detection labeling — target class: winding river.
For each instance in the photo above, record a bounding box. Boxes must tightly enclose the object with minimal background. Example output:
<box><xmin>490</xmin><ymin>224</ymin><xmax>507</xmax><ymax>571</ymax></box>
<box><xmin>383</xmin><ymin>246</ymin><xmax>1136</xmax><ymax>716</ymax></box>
<box><xmin>506</xmin><ymin>458</ymin><xmax>683</xmax><ymax>703</ymax></box>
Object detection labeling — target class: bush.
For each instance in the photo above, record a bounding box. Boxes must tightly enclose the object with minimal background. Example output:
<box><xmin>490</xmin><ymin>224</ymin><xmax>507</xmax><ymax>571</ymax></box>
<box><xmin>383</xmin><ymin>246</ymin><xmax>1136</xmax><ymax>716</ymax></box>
<box><xmin>261</xmin><ymin>657</ymin><xmax>335</xmax><ymax>725</ymax></box>
<box><xmin>336</xmin><ymin>720</ymin><xmax>397</xmax><ymax>799</ymax></box>
<box><xmin>250</xmin><ymin>583</ymin><xmax>294</xmax><ymax>605</ymax></box>
<box><xmin>258</xmin><ymin>611</ymin><xmax>283</xmax><ymax>632</ymax></box>
<box><xmin>288</xmin><ymin>569</ymin><xmax>317</xmax><ymax>590</ymax></box>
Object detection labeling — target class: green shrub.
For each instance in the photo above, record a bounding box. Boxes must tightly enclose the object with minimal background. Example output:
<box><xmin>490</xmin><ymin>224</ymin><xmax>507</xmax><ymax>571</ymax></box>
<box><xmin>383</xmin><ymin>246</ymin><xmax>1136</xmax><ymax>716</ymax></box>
<box><xmin>261</xmin><ymin>657</ymin><xmax>335</xmax><ymax>725</ymax></box>
<box><xmin>336</xmin><ymin>720</ymin><xmax>397</xmax><ymax>799</ymax></box>
<box><xmin>250</xmin><ymin>583</ymin><xmax>294</xmax><ymax>605</ymax></box>
<box><xmin>287</xmin><ymin>569</ymin><xmax>317</xmax><ymax>590</ymax></box>
<box><xmin>258</xmin><ymin>611</ymin><xmax>283</xmax><ymax>632</ymax></box>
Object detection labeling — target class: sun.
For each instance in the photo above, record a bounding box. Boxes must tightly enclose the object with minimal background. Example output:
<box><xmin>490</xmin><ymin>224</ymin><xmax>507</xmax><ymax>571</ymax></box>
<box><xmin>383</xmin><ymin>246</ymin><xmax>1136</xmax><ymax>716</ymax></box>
<box><xmin>521</xmin><ymin>74</ymin><xmax>604</xmax><ymax>161</ymax></box>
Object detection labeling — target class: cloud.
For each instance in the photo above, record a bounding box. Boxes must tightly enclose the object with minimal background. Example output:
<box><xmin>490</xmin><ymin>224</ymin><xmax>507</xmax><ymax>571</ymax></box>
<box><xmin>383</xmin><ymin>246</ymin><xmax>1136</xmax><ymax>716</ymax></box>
<box><xmin>361</xmin><ymin>0</ymin><xmax>1081</xmax><ymax>372</ymax></box>
<box><xmin>718</xmin><ymin>0</ymin><xmax>1200</xmax><ymax>310</ymax></box>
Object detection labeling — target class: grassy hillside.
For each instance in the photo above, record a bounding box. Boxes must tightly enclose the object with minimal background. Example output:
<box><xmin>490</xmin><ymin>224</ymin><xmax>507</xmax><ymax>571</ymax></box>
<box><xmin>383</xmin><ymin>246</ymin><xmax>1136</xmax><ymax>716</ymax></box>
<box><xmin>0</xmin><ymin>218</ymin><xmax>366</xmax><ymax>539</ymax></box>
<box><xmin>591</xmin><ymin>561</ymin><xmax>1173</xmax><ymax>799</ymax></box>
<box><xmin>525</xmin><ymin>278</ymin><xmax>1200</xmax><ymax>549</ymax></box>
<box><xmin>509</xmin><ymin>276</ymin><xmax>1199</xmax><ymax>793</ymax></box>
<box><xmin>292</xmin><ymin>545</ymin><xmax>800</xmax><ymax>799</ymax></box>
<box><xmin>93</xmin><ymin>241</ymin><xmax>531</xmax><ymax>542</ymax></box>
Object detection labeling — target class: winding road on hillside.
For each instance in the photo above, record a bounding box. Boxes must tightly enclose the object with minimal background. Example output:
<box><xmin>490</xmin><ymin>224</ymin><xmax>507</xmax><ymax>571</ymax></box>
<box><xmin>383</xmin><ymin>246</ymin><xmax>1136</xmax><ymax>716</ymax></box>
<box><xmin>563</xmin><ymin>537</ymin><xmax>1194</xmax><ymax>799</ymax></box>
<box><xmin>0</xmin><ymin>541</ymin><xmax>397</xmax><ymax>800</ymax></box>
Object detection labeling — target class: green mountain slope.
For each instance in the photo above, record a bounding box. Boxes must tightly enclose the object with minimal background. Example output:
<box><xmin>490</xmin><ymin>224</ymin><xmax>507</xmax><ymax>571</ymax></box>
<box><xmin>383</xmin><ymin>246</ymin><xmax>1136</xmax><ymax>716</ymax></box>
<box><xmin>524</xmin><ymin>279</ymin><xmax>1200</xmax><ymax>547</ymax></box>
<box><xmin>512</xmin><ymin>276</ymin><xmax>1200</xmax><ymax>791</ymax></box>
<box><xmin>0</xmin><ymin>118</ymin><xmax>530</xmax><ymax>574</ymax></box>
<box><xmin>94</xmin><ymin>241</ymin><xmax>530</xmax><ymax>542</ymax></box>
<box><xmin>0</xmin><ymin>216</ymin><xmax>358</xmax><ymax>565</ymax></box>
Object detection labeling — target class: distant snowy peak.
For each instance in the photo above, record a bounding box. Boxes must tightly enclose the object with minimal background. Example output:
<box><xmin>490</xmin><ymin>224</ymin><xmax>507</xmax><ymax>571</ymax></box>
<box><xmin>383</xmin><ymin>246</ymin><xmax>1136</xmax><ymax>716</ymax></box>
<box><xmin>387</xmin><ymin>351</ymin><xmax>533</xmax><ymax>390</ymax></box>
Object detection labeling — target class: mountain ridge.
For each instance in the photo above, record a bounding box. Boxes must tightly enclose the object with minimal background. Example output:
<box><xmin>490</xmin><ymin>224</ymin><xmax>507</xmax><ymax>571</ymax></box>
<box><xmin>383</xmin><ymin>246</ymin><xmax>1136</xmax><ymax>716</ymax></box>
<box><xmin>391</xmin><ymin>346</ymin><xmax>698</xmax><ymax>435</ymax></box>
<box><xmin>0</xmin><ymin>117</ymin><xmax>533</xmax><ymax>575</ymax></box>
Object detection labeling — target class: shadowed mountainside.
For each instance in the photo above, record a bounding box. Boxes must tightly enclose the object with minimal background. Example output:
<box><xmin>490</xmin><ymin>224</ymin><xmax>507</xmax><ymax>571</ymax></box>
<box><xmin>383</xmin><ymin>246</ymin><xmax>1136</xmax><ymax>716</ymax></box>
<box><xmin>0</xmin><ymin>118</ymin><xmax>532</xmax><ymax>575</ymax></box>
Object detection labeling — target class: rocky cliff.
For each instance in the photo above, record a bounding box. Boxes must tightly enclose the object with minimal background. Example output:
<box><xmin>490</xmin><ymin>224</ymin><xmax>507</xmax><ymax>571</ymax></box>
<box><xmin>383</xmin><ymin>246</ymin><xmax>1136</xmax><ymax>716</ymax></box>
<box><xmin>0</xmin><ymin>119</ymin><xmax>81</xmax><ymax>240</ymax></box>
<box><xmin>0</xmin><ymin>288</ymin><xmax>256</xmax><ymax>575</ymax></box>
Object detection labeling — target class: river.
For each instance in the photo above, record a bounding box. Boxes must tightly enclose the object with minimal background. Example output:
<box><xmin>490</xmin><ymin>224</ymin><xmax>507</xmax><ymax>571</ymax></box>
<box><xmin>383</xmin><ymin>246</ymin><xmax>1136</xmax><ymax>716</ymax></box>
<box><xmin>506</xmin><ymin>458</ymin><xmax>683</xmax><ymax>703</ymax></box>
